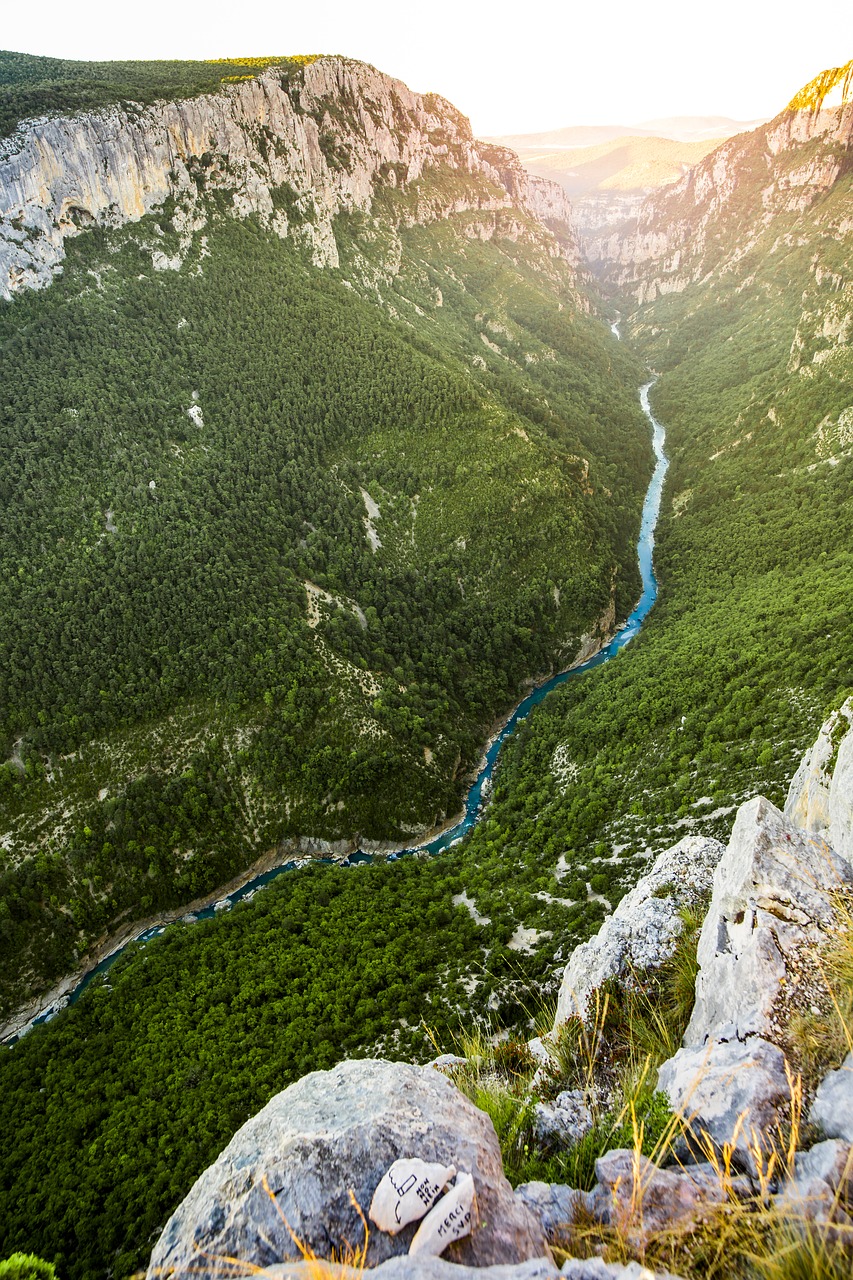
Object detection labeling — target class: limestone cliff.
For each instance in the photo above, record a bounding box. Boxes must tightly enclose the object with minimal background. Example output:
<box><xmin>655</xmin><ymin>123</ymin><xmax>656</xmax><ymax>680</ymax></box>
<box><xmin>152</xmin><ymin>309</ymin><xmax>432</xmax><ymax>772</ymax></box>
<box><xmin>0</xmin><ymin>57</ymin><xmax>580</xmax><ymax>298</ymax></box>
<box><xmin>584</xmin><ymin>94</ymin><xmax>853</xmax><ymax>301</ymax></box>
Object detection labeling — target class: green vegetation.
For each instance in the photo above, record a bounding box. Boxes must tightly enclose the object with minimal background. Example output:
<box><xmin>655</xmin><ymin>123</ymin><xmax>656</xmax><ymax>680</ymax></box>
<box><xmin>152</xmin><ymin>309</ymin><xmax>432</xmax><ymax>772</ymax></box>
<box><xmin>4</xmin><ymin>54</ymin><xmax>851</xmax><ymax>1280</ymax></box>
<box><xmin>0</xmin><ymin>51</ymin><xmax>320</xmax><ymax>137</ymax></box>
<box><xmin>0</xmin><ymin>1259</ymin><xmax>56</xmax><ymax>1280</ymax></box>
<box><xmin>448</xmin><ymin>151</ymin><xmax>853</xmax><ymax>919</ymax></box>
<box><xmin>0</xmin><ymin>854</ymin><xmax>612</xmax><ymax>1278</ymax></box>
<box><xmin>0</xmin><ymin>176</ymin><xmax>648</xmax><ymax>1015</ymax></box>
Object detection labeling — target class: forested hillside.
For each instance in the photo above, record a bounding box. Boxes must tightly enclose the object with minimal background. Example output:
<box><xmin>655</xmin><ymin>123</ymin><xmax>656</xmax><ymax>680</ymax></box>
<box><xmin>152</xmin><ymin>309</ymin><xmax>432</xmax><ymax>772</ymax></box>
<box><xmin>454</xmin><ymin>78</ymin><xmax>853</xmax><ymax>936</ymax></box>
<box><xmin>0</xmin><ymin>60</ymin><xmax>650</xmax><ymax>1020</ymax></box>
<box><xmin>0</xmin><ymin>50</ymin><xmax>318</xmax><ymax>137</ymax></box>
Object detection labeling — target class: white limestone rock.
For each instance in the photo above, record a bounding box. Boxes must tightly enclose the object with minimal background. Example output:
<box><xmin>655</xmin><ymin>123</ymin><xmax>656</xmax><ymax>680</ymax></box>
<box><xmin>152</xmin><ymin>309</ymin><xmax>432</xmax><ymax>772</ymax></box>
<box><xmin>554</xmin><ymin>836</ymin><xmax>724</xmax><ymax>1027</ymax></box>
<box><xmin>0</xmin><ymin>58</ymin><xmax>581</xmax><ymax>300</ymax></box>
<box><xmin>262</xmin><ymin>1261</ymin><xmax>682</xmax><ymax>1280</ymax></box>
<box><xmin>592</xmin><ymin>1149</ymin><xmax>728</xmax><ymax>1242</ymax></box>
<box><xmin>794</xmin><ymin>1138</ymin><xmax>853</xmax><ymax>1198</ymax></box>
<box><xmin>514</xmin><ymin>1182</ymin><xmax>590</xmax><ymax>1236</ymax></box>
<box><xmin>526</xmin><ymin>1037</ymin><xmax>552</xmax><ymax>1065</ymax></box>
<box><xmin>429</xmin><ymin>1054</ymin><xmax>467</xmax><ymax>1072</ymax></box>
<box><xmin>829</xmin><ymin>709</ymin><xmax>853</xmax><ymax>863</ymax></box>
<box><xmin>784</xmin><ymin>698</ymin><xmax>853</xmax><ymax>861</ymax></box>
<box><xmin>774</xmin><ymin>1173</ymin><xmax>852</xmax><ymax>1225</ymax></box>
<box><xmin>657</xmin><ymin>1037</ymin><xmax>790</xmax><ymax>1166</ymax></box>
<box><xmin>561</xmin><ymin>1266</ymin><xmax>685</xmax><ymax>1280</ymax></box>
<box><xmin>533</xmin><ymin>1090</ymin><xmax>593</xmax><ymax>1147</ymax></box>
<box><xmin>409</xmin><ymin>1172</ymin><xmax>476</xmax><ymax>1257</ymax></box>
<box><xmin>266</xmin><ymin>1258</ymin><xmax>561</xmax><ymax>1280</ymax></box>
<box><xmin>685</xmin><ymin>796</ymin><xmax>853</xmax><ymax>1047</ymax></box>
<box><xmin>370</xmin><ymin>1159</ymin><xmax>456</xmax><ymax>1234</ymax></box>
<box><xmin>146</xmin><ymin>1059</ymin><xmax>548</xmax><ymax>1278</ymax></box>
<box><xmin>810</xmin><ymin>1053</ymin><xmax>853</xmax><ymax>1143</ymax></box>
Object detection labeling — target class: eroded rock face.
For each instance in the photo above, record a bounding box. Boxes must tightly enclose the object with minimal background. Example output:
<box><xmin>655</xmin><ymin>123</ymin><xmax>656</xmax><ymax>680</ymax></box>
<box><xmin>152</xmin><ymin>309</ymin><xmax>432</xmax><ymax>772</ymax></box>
<box><xmin>0</xmin><ymin>58</ymin><xmax>580</xmax><ymax>298</ymax></box>
<box><xmin>657</xmin><ymin>1037</ymin><xmax>790</xmax><ymax>1166</ymax></box>
<box><xmin>651</xmin><ymin>705</ymin><xmax>853</xmax><ymax>1165</ymax></box>
<box><xmin>810</xmin><ymin>1053</ymin><xmax>853</xmax><ymax>1143</ymax></box>
<box><xmin>587</xmin><ymin>101</ymin><xmax>853</xmax><ymax>298</ymax></box>
<box><xmin>533</xmin><ymin>1090</ymin><xmax>593</xmax><ymax>1148</ymax></box>
<box><xmin>514</xmin><ymin>1182</ymin><xmax>590</xmax><ymax>1237</ymax></box>
<box><xmin>785</xmin><ymin>697</ymin><xmax>853</xmax><ymax>862</ymax></box>
<box><xmin>146</xmin><ymin>1059</ymin><xmax>549</xmax><ymax>1279</ymax></box>
<box><xmin>262</xmin><ymin>1257</ymin><xmax>684</xmax><ymax>1280</ymax></box>
<box><xmin>684</xmin><ymin>795</ymin><xmax>853</xmax><ymax>1047</ymax></box>
<box><xmin>554</xmin><ymin>836</ymin><xmax>724</xmax><ymax>1028</ymax></box>
<box><xmin>592</xmin><ymin>1149</ymin><xmax>728</xmax><ymax>1241</ymax></box>
<box><xmin>794</xmin><ymin>1138</ymin><xmax>853</xmax><ymax>1198</ymax></box>
<box><xmin>265</xmin><ymin>1259</ymin><xmax>561</xmax><ymax>1280</ymax></box>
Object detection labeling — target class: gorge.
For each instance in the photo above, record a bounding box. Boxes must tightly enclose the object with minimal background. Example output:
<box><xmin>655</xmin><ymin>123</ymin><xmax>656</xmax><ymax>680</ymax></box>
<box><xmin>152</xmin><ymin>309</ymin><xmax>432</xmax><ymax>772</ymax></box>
<box><xmin>0</xmin><ymin>47</ymin><xmax>851</xmax><ymax>1280</ymax></box>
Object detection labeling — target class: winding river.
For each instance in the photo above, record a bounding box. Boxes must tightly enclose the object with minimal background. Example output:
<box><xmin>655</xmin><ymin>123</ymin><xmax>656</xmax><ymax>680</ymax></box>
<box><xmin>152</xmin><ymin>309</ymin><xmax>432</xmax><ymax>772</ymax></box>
<box><xmin>8</xmin><ymin>376</ymin><xmax>668</xmax><ymax>1043</ymax></box>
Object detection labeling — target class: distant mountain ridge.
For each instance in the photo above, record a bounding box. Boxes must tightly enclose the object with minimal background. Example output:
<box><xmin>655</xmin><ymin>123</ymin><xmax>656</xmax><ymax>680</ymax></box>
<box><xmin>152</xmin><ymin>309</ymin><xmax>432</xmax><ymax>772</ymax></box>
<box><xmin>487</xmin><ymin>115</ymin><xmax>768</xmax><ymax>150</ymax></box>
<box><xmin>487</xmin><ymin>116</ymin><xmax>769</xmax><ymax>247</ymax></box>
<box><xmin>585</xmin><ymin>80</ymin><xmax>853</xmax><ymax>299</ymax></box>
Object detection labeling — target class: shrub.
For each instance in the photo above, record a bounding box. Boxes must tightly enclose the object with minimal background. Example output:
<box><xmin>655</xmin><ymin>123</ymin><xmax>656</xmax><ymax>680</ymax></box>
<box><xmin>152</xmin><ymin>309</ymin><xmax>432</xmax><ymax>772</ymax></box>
<box><xmin>0</xmin><ymin>1257</ymin><xmax>57</xmax><ymax>1280</ymax></box>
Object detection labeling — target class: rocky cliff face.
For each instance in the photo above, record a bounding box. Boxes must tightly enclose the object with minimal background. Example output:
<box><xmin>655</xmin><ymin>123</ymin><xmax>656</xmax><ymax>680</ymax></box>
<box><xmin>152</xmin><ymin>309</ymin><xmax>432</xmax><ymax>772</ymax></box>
<box><xmin>553</xmin><ymin>699</ymin><xmax>853</xmax><ymax>1169</ymax></box>
<box><xmin>584</xmin><ymin>101</ymin><xmax>853</xmax><ymax>300</ymax></box>
<box><xmin>0</xmin><ymin>57</ymin><xmax>580</xmax><ymax>298</ymax></box>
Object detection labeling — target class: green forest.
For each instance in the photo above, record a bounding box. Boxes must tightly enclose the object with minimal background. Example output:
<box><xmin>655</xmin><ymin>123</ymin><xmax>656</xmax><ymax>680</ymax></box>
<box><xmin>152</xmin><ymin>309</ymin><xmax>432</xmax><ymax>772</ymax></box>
<box><xmin>2</xmin><ymin>158</ymin><xmax>850</xmax><ymax>1275</ymax></box>
<box><xmin>0</xmin><ymin>853</ymin><xmax>613</xmax><ymax>1279</ymax></box>
<box><xmin>0</xmin><ymin>174</ymin><xmax>649</xmax><ymax>1014</ymax></box>
<box><xmin>0</xmin><ymin>51</ymin><xmax>320</xmax><ymax>137</ymax></box>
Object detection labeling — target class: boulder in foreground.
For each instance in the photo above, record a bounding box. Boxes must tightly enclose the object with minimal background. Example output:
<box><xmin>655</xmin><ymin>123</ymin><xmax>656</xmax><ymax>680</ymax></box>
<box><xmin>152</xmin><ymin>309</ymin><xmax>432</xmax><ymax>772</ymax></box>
<box><xmin>147</xmin><ymin>1059</ymin><xmax>549</xmax><ymax>1278</ymax></box>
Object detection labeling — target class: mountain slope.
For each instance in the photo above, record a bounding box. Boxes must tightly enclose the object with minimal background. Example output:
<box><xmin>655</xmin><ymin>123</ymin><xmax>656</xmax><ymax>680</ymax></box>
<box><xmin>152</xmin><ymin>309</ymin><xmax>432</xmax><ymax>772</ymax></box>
<box><xmin>507</xmin><ymin>135</ymin><xmax>724</xmax><ymax>200</ymax></box>
<box><xmin>489</xmin><ymin>118</ymin><xmax>766</xmax><ymax>248</ymax></box>
<box><xmin>0</xmin><ymin>55</ymin><xmax>650</xmax><ymax>1020</ymax></box>
<box><xmin>584</xmin><ymin>84</ymin><xmax>853</xmax><ymax>292</ymax></box>
<box><xmin>449</xmin><ymin>61</ymin><xmax>853</xmax><ymax>929</ymax></box>
<box><xmin>0</xmin><ymin>55</ymin><xmax>580</xmax><ymax>295</ymax></box>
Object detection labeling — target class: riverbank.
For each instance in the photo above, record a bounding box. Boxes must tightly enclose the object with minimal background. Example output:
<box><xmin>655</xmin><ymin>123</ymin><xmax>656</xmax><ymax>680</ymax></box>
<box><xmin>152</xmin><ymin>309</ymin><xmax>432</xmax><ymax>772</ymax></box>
<box><xmin>0</xmin><ymin>621</ymin><xmax>619</xmax><ymax>1046</ymax></box>
<box><xmin>2</xmin><ymin>383</ymin><xmax>666</xmax><ymax>1046</ymax></box>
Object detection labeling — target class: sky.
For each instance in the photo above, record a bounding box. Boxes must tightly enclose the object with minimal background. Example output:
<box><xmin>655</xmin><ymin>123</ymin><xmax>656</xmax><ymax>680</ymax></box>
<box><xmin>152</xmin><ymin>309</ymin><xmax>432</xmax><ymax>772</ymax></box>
<box><xmin>3</xmin><ymin>1</ymin><xmax>852</xmax><ymax>136</ymax></box>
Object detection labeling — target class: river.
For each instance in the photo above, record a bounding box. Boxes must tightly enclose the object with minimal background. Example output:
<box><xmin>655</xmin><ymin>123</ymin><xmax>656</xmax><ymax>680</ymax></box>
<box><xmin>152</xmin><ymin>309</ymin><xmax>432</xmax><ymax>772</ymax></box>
<box><xmin>7</xmin><ymin>377</ymin><xmax>668</xmax><ymax>1043</ymax></box>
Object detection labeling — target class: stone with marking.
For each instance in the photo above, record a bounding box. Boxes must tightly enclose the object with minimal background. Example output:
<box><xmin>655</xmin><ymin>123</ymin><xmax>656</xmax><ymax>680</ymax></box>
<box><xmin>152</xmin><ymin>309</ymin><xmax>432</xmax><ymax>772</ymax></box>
<box><xmin>409</xmin><ymin>1172</ymin><xmax>476</xmax><ymax>1257</ymax></box>
<box><xmin>370</xmin><ymin>1159</ymin><xmax>456</xmax><ymax>1234</ymax></box>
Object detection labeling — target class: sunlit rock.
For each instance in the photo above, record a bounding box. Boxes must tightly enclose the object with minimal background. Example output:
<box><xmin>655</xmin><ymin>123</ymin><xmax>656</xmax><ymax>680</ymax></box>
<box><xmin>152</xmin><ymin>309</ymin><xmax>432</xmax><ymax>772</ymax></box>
<box><xmin>554</xmin><ymin>835</ymin><xmax>724</xmax><ymax>1028</ymax></box>
<box><xmin>370</xmin><ymin>1158</ymin><xmax>456</xmax><ymax>1234</ymax></box>
<box><xmin>409</xmin><ymin>1172</ymin><xmax>476</xmax><ymax>1257</ymax></box>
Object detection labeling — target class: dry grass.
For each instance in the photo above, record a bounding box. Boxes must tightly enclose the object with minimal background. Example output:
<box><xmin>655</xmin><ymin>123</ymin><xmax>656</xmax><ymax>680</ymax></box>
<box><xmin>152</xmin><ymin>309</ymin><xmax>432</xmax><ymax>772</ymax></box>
<box><xmin>550</xmin><ymin>1061</ymin><xmax>853</xmax><ymax>1280</ymax></box>
<box><xmin>789</xmin><ymin>892</ymin><xmax>853</xmax><ymax>1089</ymax></box>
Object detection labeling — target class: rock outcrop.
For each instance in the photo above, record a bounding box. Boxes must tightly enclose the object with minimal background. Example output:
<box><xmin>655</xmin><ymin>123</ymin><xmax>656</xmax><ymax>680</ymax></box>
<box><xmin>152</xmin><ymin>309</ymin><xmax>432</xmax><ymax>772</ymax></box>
<box><xmin>261</xmin><ymin>1258</ymin><xmax>681</xmax><ymax>1280</ymax></box>
<box><xmin>584</xmin><ymin>98</ymin><xmax>853</xmax><ymax>300</ymax></box>
<box><xmin>146</xmin><ymin>1059</ymin><xmax>549</xmax><ymax>1279</ymax></box>
<box><xmin>548</xmin><ymin>701</ymin><xmax>853</xmax><ymax>1175</ymax></box>
<box><xmin>0</xmin><ymin>57</ymin><xmax>580</xmax><ymax>298</ymax></box>
<box><xmin>553</xmin><ymin>836</ymin><xmax>724</xmax><ymax>1028</ymax></box>
<box><xmin>657</xmin><ymin>1036</ymin><xmax>791</xmax><ymax>1163</ymax></box>
<box><xmin>654</xmin><ymin>704</ymin><xmax>853</xmax><ymax>1163</ymax></box>
<box><xmin>810</xmin><ymin>1053</ymin><xmax>853</xmax><ymax>1143</ymax></box>
<box><xmin>683</xmin><ymin>794</ymin><xmax>852</xmax><ymax>1047</ymax></box>
<box><xmin>785</xmin><ymin>697</ymin><xmax>853</xmax><ymax>862</ymax></box>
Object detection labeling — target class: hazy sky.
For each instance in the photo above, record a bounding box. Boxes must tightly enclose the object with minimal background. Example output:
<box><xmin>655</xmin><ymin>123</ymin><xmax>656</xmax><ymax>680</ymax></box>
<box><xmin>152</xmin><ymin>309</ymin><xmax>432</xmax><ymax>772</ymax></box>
<box><xmin>4</xmin><ymin>1</ymin><xmax>852</xmax><ymax>135</ymax></box>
